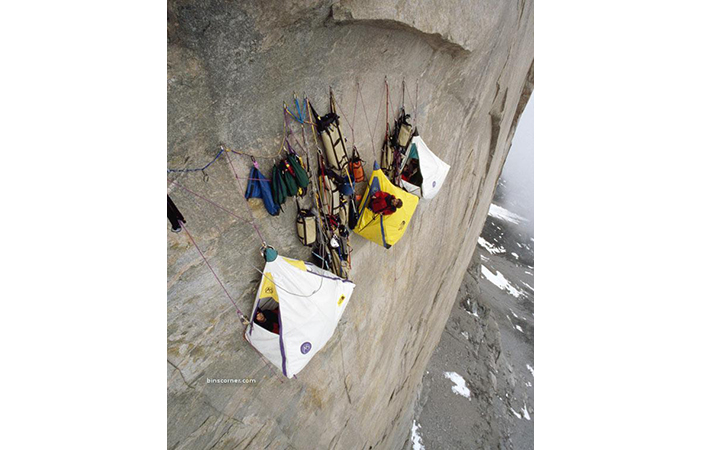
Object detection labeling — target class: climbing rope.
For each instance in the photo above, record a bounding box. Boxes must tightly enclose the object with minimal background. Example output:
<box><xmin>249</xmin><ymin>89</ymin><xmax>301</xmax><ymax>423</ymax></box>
<box><xmin>224</xmin><ymin>150</ymin><xmax>267</xmax><ymax>245</ymax></box>
<box><xmin>178</xmin><ymin>221</ymin><xmax>286</xmax><ymax>383</ymax></box>
<box><xmin>403</xmin><ymin>78</ymin><xmax>417</xmax><ymax>118</ymax></box>
<box><xmin>167</xmin><ymin>147</ymin><xmax>225</xmax><ymax>174</ymax></box>
<box><xmin>333</xmin><ymin>84</ymin><xmax>360</xmax><ymax>149</ymax></box>
<box><xmin>415</xmin><ymin>79</ymin><xmax>419</xmax><ymax>130</ymax></box>
<box><xmin>167</xmin><ymin>110</ymin><xmax>289</xmax><ymax>174</ymax></box>
<box><xmin>169</xmin><ymin>180</ymin><xmax>254</xmax><ymax>224</ymax></box>
<box><xmin>180</xmin><ymin>221</ymin><xmax>247</xmax><ymax>323</ymax></box>
<box><xmin>359</xmin><ymin>80</ymin><xmax>385</xmax><ymax>156</ymax></box>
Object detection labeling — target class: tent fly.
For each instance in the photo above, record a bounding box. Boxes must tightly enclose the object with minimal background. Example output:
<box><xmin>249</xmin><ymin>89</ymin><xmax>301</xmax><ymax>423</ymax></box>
<box><xmin>245</xmin><ymin>254</ymin><xmax>355</xmax><ymax>378</ymax></box>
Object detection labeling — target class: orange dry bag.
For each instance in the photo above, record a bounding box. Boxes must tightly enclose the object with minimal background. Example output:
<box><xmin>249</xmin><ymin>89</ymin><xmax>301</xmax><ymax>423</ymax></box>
<box><xmin>350</xmin><ymin>146</ymin><xmax>365</xmax><ymax>183</ymax></box>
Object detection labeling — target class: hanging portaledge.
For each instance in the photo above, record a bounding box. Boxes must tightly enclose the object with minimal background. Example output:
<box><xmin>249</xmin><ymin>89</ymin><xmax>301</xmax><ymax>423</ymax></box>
<box><xmin>245</xmin><ymin>253</ymin><xmax>355</xmax><ymax>378</ymax></box>
<box><xmin>354</xmin><ymin>162</ymin><xmax>419</xmax><ymax>248</ymax></box>
<box><xmin>398</xmin><ymin>135</ymin><xmax>450</xmax><ymax>200</ymax></box>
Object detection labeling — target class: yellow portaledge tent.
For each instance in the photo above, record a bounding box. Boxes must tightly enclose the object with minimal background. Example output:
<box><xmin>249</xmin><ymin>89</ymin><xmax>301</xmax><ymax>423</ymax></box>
<box><xmin>354</xmin><ymin>162</ymin><xmax>419</xmax><ymax>248</ymax></box>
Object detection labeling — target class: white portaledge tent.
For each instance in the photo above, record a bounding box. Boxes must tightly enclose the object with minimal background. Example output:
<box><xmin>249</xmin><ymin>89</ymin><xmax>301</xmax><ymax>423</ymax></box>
<box><xmin>399</xmin><ymin>135</ymin><xmax>450</xmax><ymax>199</ymax></box>
<box><xmin>245</xmin><ymin>254</ymin><xmax>355</xmax><ymax>378</ymax></box>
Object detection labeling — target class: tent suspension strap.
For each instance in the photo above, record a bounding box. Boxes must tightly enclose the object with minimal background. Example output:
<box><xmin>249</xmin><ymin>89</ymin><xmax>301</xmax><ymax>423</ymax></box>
<box><xmin>180</xmin><ymin>221</ymin><xmax>247</xmax><ymax>324</ymax></box>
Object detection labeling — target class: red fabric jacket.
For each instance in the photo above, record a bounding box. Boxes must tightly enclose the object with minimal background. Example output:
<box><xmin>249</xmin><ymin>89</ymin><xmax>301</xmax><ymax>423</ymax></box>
<box><xmin>370</xmin><ymin>191</ymin><xmax>397</xmax><ymax>215</ymax></box>
<box><xmin>255</xmin><ymin>308</ymin><xmax>280</xmax><ymax>334</ymax></box>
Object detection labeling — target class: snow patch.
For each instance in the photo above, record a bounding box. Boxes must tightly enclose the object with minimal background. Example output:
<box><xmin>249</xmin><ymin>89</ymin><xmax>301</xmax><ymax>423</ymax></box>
<box><xmin>465</xmin><ymin>300</ymin><xmax>479</xmax><ymax>318</ymax></box>
<box><xmin>526</xmin><ymin>364</ymin><xmax>534</xmax><ymax>377</ymax></box>
<box><xmin>515</xmin><ymin>325</ymin><xmax>523</xmax><ymax>332</ymax></box>
<box><xmin>488</xmin><ymin>204</ymin><xmax>526</xmax><ymax>224</ymax></box>
<box><xmin>481</xmin><ymin>265</ymin><xmax>522</xmax><ymax>297</ymax></box>
<box><xmin>411</xmin><ymin>420</ymin><xmax>425</xmax><ymax>450</ymax></box>
<box><xmin>511</xmin><ymin>252</ymin><xmax>519</xmax><ymax>259</ymax></box>
<box><xmin>510</xmin><ymin>407</ymin><xmax>522</xmax><ymax>419</ymax></box>
<box><xmin>478</xmin><ymin>237</ymin><xmax>506</xmax><ymax>255</ymax></box>
<box><xmin>444</xmin><ymin>372</ymin><xmax>471</xmax><ymax>399</ymax></box>
<box><xmin>521</xmin><ymin>403</ymin><xmax>531</xmax><ymax>421</ymax></box>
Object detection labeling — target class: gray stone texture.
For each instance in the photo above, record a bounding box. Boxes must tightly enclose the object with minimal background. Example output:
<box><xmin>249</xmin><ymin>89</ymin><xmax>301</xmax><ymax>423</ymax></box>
<box><xmin>167</xmin><ymin>1</ymin><xmax>534</xmax><ymax>448</ymax></box>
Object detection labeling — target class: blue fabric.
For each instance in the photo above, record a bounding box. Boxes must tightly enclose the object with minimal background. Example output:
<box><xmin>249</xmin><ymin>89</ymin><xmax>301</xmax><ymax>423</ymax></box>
<box><xmin>340</xmin><ymin>181</ymin><xmax>354</xmax><ymax>196</ymax></box>
<box><xmin>408</xmin><ymin>143</ymin><xmax>418</xmax><ymax>160</ymax></box>
<box><xmin>245</xmin><ymin>167</ymin><xmax>280</xmax><ymax>216</ymax></box>
<box><xmin>360</xmin><ymin>176</ymin><xmax>382</xmax><ymax>212</ymax></box>
<box><xmin>380</xmin><ymin>216</ymin><xmax>388</xmax><ymax>248</ymax></box>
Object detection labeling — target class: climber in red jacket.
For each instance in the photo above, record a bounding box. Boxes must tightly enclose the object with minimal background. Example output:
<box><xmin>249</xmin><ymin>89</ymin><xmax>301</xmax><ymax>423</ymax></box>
<box><xmin>369</xmin><ymin>191</ymin><xmax>403</xmax><ymax>216</ymax></box>
<box><xmin>254</xmin><ymin>308</ymin><xmax>280</xmax><ymax>334</ymax></box>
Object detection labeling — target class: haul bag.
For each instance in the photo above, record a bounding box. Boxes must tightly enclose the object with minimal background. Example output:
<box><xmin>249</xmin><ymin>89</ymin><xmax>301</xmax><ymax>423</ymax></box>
<box><xmin>320</xmin><ymin>175</ymin><xmax>341</xmax><ymax>216</ymax></box>
<box><xmin>320</xmin><ymin>117</ymin><xmax>350</xmax><ymax>172</ymax></box>
<box><xmin>296</xmin><ymin>209</ymin><xmax>317</xmax><ymax>246</ymax></box>
<box><xmin>397</xmin><ymin>122</ymin><xmax>413</xmax><ymax>148</ymax></box>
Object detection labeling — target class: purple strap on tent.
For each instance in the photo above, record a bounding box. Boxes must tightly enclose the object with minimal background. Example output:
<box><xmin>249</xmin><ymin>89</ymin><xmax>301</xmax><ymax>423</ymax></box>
<box><xmin>278</xmin><ymin>309</ymin><xmax>288</xmax><ymax>377</ymax></box>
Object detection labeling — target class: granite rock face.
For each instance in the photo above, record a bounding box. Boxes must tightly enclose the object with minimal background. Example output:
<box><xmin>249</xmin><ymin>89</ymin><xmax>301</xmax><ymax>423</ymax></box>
<box><xmin>167</xmin><ymin>1</ymin><xmax>534</xmax><ymax>448</ymax></box>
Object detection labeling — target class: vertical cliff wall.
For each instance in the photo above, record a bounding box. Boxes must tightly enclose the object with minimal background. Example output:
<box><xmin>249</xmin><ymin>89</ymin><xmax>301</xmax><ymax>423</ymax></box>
<box><xmin>167</xmin><ymin>1</ymin><xmax>534</xmax><ymax>448</ymax></box>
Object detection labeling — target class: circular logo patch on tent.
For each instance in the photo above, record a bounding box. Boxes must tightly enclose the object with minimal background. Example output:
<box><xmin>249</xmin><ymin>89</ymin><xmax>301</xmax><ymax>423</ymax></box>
<box><xmin>300</xmin><ymin>342</ymin><xmax>312</xmax><ymax>354</ymax></box>
<box><xmin>432</xmin><ymin>181</ymin><xmax>437</xmax><ymax>188</ymax></box>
